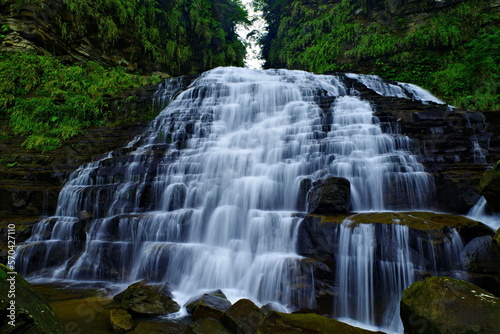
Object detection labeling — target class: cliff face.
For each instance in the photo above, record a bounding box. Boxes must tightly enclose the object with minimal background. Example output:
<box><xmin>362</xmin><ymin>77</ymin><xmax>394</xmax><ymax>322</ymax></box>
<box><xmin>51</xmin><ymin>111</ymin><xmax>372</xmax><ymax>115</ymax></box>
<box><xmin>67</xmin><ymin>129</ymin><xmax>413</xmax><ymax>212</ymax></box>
<box><xmin>260</xmin><ymin>0</ymin><xmax>499</xmax><ymax>111</ymax></box>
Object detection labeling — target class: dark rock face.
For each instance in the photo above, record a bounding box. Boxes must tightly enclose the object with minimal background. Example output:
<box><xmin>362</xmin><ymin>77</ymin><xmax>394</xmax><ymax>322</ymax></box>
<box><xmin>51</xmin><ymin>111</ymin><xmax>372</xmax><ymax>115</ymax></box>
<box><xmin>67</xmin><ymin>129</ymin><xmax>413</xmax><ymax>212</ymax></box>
<box><xmin>479</xmin><ymin>161</ymin><xmax>500</xmax><ymax>212</ymax></box>
<box><xmin>306</xmin><ymin>177</ymin><xmax>350</xmax><ymax>214</ymax></box>
<box><xmin>400</xmin><ymin>276</ymin><xmax>500</xmax><ymax>334</ymax></box>
<box><xmin>114</xmin><ymin>280</ymin><xmax>180</xmax><ymax>316</ymax></box>
<box><xmin>0</xmin><ymin>263</ymin><xmax>65</xmax><ymax>334</ymax></box>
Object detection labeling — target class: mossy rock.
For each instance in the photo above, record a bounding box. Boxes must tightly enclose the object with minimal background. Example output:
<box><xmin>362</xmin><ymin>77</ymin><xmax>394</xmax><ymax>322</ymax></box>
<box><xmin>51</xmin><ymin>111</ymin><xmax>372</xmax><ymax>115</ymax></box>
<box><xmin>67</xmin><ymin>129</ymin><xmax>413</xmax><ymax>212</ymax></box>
<box><xmin>187</xmin><ymin>317</ymin><xmax>232</xmax><ymax>334</ymax></box>
<box><xmin>479</xmin><ymin>161</ymin><xmax>500</xmax><ymax>212</ymax></box>
<box><xmin>400</xmin><ymin>276</ymin><xmax>500</xmax><ymax>334</ymax></box>
<box><xmin>109</xmin><ymin>309</ymin><xmax>134</xmax><ymax>333</ymax></box>
<box><xmin>185</xmin><ymin>292</ymin><xmax>231</xmax><ymax>321</ymax></box>
<box><xmin>315</xmin><ymin>211</ymin><xmax>487</xmax><ymax>232</ymax></box>
<box><xmin>221</xmin><ymin>299</ymin><xmax>266</xmax><ymax>334</ymax></box>
<box><xmin>256</xmin><ymin>311</ymin><xmax>383</xmax><ymax>334</ymax></box>
<box><xmin>0</xmin><ymin>263</ymin><xmax>64</xmax><ymax>334</ymax></box>
<box><xmin>130</xmin><ymin>320</ymin><xmax>188</xmax><ymax>334</ymax></box>
<box><xmin>114</xmin><ymin>280</ymin><xmax>180</xmax><ymax>316</ymax></box>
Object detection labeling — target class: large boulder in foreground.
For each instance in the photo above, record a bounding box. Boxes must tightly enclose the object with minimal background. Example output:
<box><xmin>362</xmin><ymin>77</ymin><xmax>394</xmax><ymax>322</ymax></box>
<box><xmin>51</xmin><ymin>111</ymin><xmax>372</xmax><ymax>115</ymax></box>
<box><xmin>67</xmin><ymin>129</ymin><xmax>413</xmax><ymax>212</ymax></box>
<box><xmin>114</xmin><ymin>280</ymin><xmax>180</xmax><ymax>316</ymax></box>
<box><xmin>185</xmin><ymin>291</ymin><xmax>231</xmax><ymax>321</ymax></box>
<box><xmin>257</xmin><ymin>311</ymin><xmax>383</xmax><ymax>334</ymax></box>
<box><xmin>306</xmin><ymin>177</ymin><xmax>350</xmax><ymax>214</ymax></box>
<box><xmin>400</xmin><ymin>276</ymin><xmax>500</xmax><ymax>334</ymax></box>
<box><xmin>0</xmin><ymin>263</ymin><xmax>64</xmax><ymax>334</ymax></box>
<box><xmin>479</xmin><ymin>161</ymin><xmax>500</xmax><ymax>212</ymax></box>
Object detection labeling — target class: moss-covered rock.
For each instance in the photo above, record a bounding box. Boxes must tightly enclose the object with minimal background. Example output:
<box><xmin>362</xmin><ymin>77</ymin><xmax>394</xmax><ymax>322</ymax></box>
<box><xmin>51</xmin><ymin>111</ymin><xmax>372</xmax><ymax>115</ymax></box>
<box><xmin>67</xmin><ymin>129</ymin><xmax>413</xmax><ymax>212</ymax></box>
<box><xmin>0</xmin><ymin>263</ymin><xmax>64</xmax><ymax>334</ymax></box>
<box><xmin>131</xmin><ymin>320</ymin><xmax>188</xmax><ymax>334</ymax></box>
<box><xmin>185</xmin><ymin>291</ymin><xmax>231</xmax><ymax>321</ymax></box>
<box><xmin>187</xmin><ymin>317</ymin><xmax>232</xmax><ymax>334</ymax></box>
<box><xmin>400</xmin><ymin>276</ymin><xmax>500</xmax><ymax>334</ymax></box>
<box><xmin>114</xmin><ymin>280</ymin><xmax>180</xmax><ymax>316</ymax></box>
<box><xmin>480</xmin><ymin>161</ymin><xmax>500</xmax><ymax>212</ymax></box>
<box><xmin>257</xmin><ymin>311</ymin><xmax>383</xmax><ymax>334</ymax></box>
<box><xmin>221</xmin><ymin>299</ymin><xmax>266</xmax><ymax>334</ymax></box>
<box><xmin>109</xmin><ymin>309</ymin><xmax>134</xmax><ymax>333</ymax></box>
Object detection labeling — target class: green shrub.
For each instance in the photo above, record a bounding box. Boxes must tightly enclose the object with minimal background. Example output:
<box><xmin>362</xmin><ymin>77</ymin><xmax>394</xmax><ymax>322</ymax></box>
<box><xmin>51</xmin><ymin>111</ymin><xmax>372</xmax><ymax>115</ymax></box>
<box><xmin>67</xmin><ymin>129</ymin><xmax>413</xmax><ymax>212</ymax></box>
<box><xmin>0</xmin><ymin>52</ymin><xmax>159</xmax><ymax>151</ymax></box>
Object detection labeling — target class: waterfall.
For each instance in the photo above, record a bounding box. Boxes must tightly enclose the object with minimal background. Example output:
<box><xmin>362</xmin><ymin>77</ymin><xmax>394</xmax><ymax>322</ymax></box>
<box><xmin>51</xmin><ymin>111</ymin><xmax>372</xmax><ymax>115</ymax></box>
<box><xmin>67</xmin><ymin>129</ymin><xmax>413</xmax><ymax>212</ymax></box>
<box><xmin>18</xmin><ymin>67</ymin><xmax>444</xmax><ymax>329</ymax></box>
<box><xmin>334</xmin><ymin>218</ymin><xmax>465</xmax><ymax>333</ymax></box>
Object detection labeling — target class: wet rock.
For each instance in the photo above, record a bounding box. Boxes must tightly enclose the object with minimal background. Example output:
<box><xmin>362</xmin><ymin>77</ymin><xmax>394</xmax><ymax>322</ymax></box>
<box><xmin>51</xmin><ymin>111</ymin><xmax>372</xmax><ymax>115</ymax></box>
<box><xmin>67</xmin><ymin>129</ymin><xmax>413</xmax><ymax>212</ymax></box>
<box><xmin>131</xmin><ymin>321</ymin><xmax>188</xmax><ymax>334</ymax></box>
<box><xmin>114</xmin><ymin>280</ymin><xmax>180</xmax><ymax>316</ymax></box>
<box><xmin>185</xmin><ymin>292</ymin><xmax>231</xmax><ymax>321</ymax></box>
<box><xmin>0</xmin><ymin>263</ymin><xmax>65</xmax><ymax>334</ymax></box>
<box><xmin>461</xmin><ymin>236</ymin><xmax>500</xmax><ymax>274</ymax></box>
<box><xmin>306</xmin><ymin>177</ymin><xmax>350</xmax><ymax>214</ymax></box>
<box><xmin>257</xmin><ymin>311</ymin><xmax>383</xmax><ymax>333</ymax></box>
<box><xmin>221</xmin><ymin>299</ymin><xmax>266</xmax><ymax>334</ymax></box>
<box><xmin>109</xmin><ymin>309</ymin><xmax>134</xmax><ymax>333</ymax></box>
<box><xmin>186</xmin><ymin>317</ymin><xmax>232</xmax><ymax>334</ymax></box>
<box><xmin>480</xmin><ymin>161</ymin><xmax>500</xmax><ymax>212</ymax></box>
<box><xmin>400</xmin><ymin>276</ymin><xmax>500</xmax><ymax>334</ymax></box>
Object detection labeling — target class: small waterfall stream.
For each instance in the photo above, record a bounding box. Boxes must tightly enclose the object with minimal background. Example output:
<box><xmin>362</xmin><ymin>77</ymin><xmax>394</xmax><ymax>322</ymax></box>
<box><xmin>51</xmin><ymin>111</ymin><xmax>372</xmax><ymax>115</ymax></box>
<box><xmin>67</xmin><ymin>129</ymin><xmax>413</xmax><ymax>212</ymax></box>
<box><xmin>17</xmin><ymin>67</ymin><xmax>467</xmax><ymax>332</ymax></box>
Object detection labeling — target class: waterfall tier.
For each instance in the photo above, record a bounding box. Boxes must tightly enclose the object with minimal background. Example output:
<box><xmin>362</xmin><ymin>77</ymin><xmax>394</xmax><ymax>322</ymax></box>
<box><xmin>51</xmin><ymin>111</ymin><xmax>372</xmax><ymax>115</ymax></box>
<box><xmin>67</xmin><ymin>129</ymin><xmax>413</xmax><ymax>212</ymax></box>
<box><xmin>18</xmin><ymin>67</ymin><xmax>451</xmax><ymax>331</ymax></box>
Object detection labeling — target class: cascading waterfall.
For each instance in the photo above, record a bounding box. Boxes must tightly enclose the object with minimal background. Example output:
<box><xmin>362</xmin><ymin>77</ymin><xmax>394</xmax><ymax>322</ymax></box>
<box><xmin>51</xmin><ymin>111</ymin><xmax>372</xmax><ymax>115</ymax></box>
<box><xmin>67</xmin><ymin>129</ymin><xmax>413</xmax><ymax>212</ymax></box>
<box><xmin>18</xmin><ymin>67</ymin><xmax>455</xmax><ymax>331</ymax></box>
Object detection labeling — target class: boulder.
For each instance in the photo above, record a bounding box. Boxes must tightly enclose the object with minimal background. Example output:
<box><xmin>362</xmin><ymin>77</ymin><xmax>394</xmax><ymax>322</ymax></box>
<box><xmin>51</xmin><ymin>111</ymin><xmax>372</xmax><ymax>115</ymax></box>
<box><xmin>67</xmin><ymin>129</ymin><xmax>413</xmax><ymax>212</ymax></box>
<box><xmin>185</xmin><ymin>291</ymin><xmax>231</xmax><ymax>321</ymax></box>
<box><xmin>130</xmin><ymin>321</ymin><xmax>188</xmax><ymax>334</ymax></box>
<box><xmin>400</xmin><ymin>276</ymin><xmax>500</xmax><ymax>334</ymax></box>
<box><xmin>186</xmin><ymin>317</ymin><xmax>232</xmax><ymax>334</ymax></box>
<box><xmin>461</xmin><ymin>236</ymin><xmax>500</xmax><ymax>274</ymax></box>
<box><xmin>480</xmin><ymin>161</ymin><xmax>500</xmax><ymax>212</ymax></box>
<box><xmin>114</xmin><ymin>280</ymin><xmax>180</xmax><ymax>316</ymax></box>
<box><xmin>109</xmin><ymin>309</ymin><xmax>134</xmax><ymax>333</ymax></box>
<box><xmin>306</xmin><ymin>177</ymin><xmax>350</xmax><ymax>214</ymax></box>
<box><xmin>0</xmin><ymin>263</ymin><xmax>64</xmax><ymax>334</ymax></box>
<box><xmin>221</xmin><ymin>299</ymin><xmax>266</xmax><ymax>334</ymax></box>
<box><xmin>257</xmin><ymin>311</ymin><xmax>383</xmax><ymax>334</ymax></box>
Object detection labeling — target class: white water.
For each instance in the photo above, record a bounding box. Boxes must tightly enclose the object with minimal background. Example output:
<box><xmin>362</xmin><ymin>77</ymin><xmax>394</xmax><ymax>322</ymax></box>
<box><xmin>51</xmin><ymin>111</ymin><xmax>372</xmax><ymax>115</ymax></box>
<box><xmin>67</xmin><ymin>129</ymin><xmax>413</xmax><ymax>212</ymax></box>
<box><xmin>468</xmin><ymin>196</ymin><xmax>500</xmax><ymax>231</ymax></box>
<box><xmin>17</xmin><ymin>67</ymin><xmax>451</xmax><ymax>331</ymax></box>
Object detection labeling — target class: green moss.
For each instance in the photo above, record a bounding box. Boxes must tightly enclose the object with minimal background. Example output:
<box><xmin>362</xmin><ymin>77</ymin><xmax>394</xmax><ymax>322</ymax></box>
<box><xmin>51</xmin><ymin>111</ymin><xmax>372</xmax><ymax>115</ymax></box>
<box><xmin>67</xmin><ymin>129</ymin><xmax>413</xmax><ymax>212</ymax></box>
<box><xmin>313</xmin><ymin>211</ymin><xmax>482</xmax><ymax>231</ymax></box>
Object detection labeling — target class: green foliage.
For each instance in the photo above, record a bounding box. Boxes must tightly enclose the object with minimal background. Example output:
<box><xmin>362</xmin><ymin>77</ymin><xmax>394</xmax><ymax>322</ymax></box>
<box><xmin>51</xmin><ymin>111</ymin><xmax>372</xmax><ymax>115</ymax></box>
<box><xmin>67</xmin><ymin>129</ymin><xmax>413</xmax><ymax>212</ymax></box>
<box><xmin>5</xmin><ymin>0</ymin><xmax>247</xmax><ymax>75</ymax></box>
<box><xmin>0</xmin><ymin>52</ymin><xmax>158</xmax><ymax>152</ymax></box>
<box><xmin>259</xmin><ymin>0</ymin><xmax>499</xmax><ymax>110</ymax></box>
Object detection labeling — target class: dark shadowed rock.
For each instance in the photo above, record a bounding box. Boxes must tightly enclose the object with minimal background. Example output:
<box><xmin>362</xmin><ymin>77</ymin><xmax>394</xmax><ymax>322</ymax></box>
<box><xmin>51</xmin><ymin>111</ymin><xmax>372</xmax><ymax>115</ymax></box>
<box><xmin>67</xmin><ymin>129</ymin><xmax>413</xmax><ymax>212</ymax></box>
<box><xmin>480</xmin><ymin>161</ymin><xmax>500</xmax><ymax>212</ymax></box>
<box><xmin>185</xmin><ymin>292</ymin><xmax>232</xmax><ymax>321</ymax></box>
<box><xmin>186</xmin><ymin>317</ymin><xmax>232</xmax><ymax>334</ymax></box>
<box><xmin>131</xmin><ymin>321</ymin><xmax>188</xmax><ymax>334</ymax></box>
<box><xmin>306</xmin><ymin>177</ymin><xmax>350</xmax><ymax>214</ymax></box>
<box><xmin>221</xmin><ymin>299</ymin><xmax>266</xmax><ymax>334</ymax></box>
<box><xmin>257</xmin><ymin>311</ymin><xmax>383</xmax><ymax>334</ymax></box>
<box><xmin>401</xmin><ymin>276</ymin><xmax>500</xmax><ymax>334</ymax></box>
<box><xmin>114</xmin><ymin>280</ymin><xmax>180</xmax><ymax>316</ymax></box>
<box><xmin>461</xmin><ymin>236</ymin><xmax>500</xmax><ymax>274</ymax></box>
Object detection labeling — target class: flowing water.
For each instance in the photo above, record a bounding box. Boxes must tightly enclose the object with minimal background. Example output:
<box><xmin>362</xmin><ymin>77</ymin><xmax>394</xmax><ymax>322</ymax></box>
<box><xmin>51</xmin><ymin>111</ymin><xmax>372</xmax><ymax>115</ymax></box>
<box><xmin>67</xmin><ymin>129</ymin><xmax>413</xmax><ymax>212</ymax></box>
<box><xmin>18</xmin><ymin>67</ymin><xmax>466</xmax><ymax>332</ymax></box>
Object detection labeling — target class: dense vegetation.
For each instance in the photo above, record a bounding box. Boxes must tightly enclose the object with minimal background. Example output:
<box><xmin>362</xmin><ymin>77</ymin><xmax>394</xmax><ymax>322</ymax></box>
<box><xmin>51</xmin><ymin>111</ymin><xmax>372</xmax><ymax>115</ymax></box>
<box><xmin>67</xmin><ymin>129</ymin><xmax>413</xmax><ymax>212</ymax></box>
<box><xmin>258</xmin><ymin>0</ymin><xmax>499</xmax><ymax>111</ymax></box>
<box><xmin>0</xmin><ymin>0</ymin><xmax>247</xmax><ymax>151</ymax></box>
